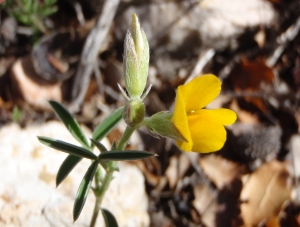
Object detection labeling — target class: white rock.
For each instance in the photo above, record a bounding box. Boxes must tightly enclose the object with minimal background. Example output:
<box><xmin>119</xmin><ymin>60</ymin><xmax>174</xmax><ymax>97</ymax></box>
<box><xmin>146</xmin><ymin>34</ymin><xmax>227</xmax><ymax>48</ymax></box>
<box><xmin>0</xmin><ymin>121</ymin><xmax>149</xmax><ymax>227</ymax></box>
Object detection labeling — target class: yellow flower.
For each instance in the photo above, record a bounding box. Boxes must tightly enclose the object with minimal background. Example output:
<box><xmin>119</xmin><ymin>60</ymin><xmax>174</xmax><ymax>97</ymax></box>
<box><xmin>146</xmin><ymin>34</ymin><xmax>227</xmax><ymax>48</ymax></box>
<box><xmin>171</xmin><ymin>74</ymin><xmax>237</xmax><ymax>153</ymax></box>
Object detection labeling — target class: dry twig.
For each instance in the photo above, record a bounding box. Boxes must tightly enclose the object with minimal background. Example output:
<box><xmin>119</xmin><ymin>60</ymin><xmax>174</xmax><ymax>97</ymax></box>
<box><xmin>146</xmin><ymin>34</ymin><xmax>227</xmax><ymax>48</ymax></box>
<box><xmin>70</xmin><ymin>0</ymin><xmax>120</xmax><ymax>112</ymax></box>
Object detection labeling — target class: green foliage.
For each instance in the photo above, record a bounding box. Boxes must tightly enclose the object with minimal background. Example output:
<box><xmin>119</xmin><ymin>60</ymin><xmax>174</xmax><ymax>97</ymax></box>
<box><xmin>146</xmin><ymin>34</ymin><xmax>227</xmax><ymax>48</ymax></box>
<box><xmin>49</xmin><ymin>101</ymin><xmax>90</xmax><ymax>149</ymax></box>
<box><xmin>92</xmin><ymin>107</ymin><xmax>124</xmax><ymax>142</ymax></box>
<box><xmin>90</xmin><ymin>139</ymin><xmax>108</xmax><ymax>153</ymax></box>
<box><xmin>37</xmin><ymin>100</ymin><xmax>156</xmax><ymax>223</ymax></box>
<box><xmin>3</xmin><ymin>0</ymin><xmax>58</xmax><ymax>33</ymax></box>
<box><xmin>101</xmin><ymin>208</ymin><xmax>119</xmax><ymax>227</ymax></box>
<box><xmin>98</xmin><ymin>150</ymin><xmax>155</xmax><ymax>161</ymax></box>
<box><xmin>37</xmin><ymin>137</ymin><xmax>97</xmax><ymax>159</ymax></box>
<box><xmin>56</xmin><ymin>155</ymin><xmax>82</xmax><ymax>187</ymax></box>
<box><xmin>11</xmin><ymin>106</ymin><xmax>23</xmax><ymax>122</ymax></box>
<box><xmin>73</xmin><ymin>161</ymin><xmax>99</xmax><ymax>222</ymax></box>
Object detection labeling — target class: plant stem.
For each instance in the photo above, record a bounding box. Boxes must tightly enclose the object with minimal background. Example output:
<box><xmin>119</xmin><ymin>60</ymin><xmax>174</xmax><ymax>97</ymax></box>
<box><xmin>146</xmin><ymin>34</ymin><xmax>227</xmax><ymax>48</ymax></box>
<box><xmin>117</xmin><ymin>126</ymin><xmax>135</xmax><ymax>150</ymax></box>
<box><xmin>90</xmin><ymin>171</ymin><xmax>114</xmax><ymax>227</ymax></box>
<box><xmin>89</xmin><ymin>125</ymin><xmax>135</xmax><ymax>227</ymax></box>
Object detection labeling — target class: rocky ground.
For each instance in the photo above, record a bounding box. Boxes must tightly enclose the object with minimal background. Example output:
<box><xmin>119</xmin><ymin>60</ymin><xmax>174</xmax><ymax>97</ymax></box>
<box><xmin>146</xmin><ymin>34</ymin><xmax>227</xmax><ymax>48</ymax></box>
<box><xmin>1</xmin><ymin>0</ymin><xmax>300</xmax><ymax>226</ymax></box>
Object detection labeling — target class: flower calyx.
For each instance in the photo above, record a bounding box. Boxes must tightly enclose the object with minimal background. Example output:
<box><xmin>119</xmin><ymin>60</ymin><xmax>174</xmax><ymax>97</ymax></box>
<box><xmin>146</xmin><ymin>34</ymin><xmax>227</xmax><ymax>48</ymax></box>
<box><xmin>144</xmin><ymin>111</ymin><xmax>187</xmax><ymax>142</ymax></box>
<box><xmin>123</xmin><ymin>99</ymin><xmax>145</xmax><ymax>128</ymax></box>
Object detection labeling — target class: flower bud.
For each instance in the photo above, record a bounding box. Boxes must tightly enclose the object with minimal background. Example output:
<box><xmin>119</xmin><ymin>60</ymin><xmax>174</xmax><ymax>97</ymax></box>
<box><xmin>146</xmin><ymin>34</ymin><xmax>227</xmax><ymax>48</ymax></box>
<box><xmin>123</xmin><ymin>14</ymin><xmax>149</xmax><ymax>99</ymax></box>
<box><xmin>123</xmin><ymin>99</ymin><xmax>145</xmax><ymax>128</ymax></box>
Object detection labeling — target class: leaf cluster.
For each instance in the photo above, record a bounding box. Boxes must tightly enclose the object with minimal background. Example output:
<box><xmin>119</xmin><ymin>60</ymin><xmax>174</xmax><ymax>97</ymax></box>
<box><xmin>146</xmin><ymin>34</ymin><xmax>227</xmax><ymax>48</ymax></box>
<box><xmin>3</xmin><ymin>0</ymin><xmax>58</xmax><ymax>33</ymax></box>
<box><xmin>37</xmin><ymin>101</ymin><xmax>155</xmax><ymax>226</ymax></box>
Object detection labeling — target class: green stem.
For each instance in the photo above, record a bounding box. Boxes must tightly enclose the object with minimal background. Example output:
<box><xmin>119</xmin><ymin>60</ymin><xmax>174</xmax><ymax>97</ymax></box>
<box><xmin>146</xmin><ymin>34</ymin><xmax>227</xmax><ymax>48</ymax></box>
<box><xmin>90</xmin><ymin>171</ymin><xmax>114</xmax><ymax>227</ymax></box>
<box><xmin>117</xmin><ymin>126</ymin><xmax>135</xmax><ymax>150</ymax></box>
<box><xmin>89</xmin><ymin>126</ymin><xmax>135</xmax><ymax>227</ymax></box>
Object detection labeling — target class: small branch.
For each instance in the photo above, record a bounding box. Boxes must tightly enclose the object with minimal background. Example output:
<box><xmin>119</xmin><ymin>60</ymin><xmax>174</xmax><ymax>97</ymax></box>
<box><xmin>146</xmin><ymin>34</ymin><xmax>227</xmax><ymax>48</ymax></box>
<box><xmin>73</xmin><ymin>1</ymin><xmax>85</xmax><ymax>26</ymax></box>
<box><xmin>266</xmin><ymin>15</ymin><xmax>300</xmax><ymax>67</ymax></box>
<box><xmin>70</xmin><ymin>0</ymin><xmax>120</xmax><ymax>112</ymax></box>
<box><xmin>186</xmin><ymin>48</ymin><xmax>215</xmax><ymax>83</ymax></box>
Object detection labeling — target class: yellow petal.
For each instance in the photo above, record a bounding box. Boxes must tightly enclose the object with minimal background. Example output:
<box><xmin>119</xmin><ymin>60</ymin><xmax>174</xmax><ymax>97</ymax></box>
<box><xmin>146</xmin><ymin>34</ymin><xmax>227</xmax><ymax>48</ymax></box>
<box><xmin>171</xmin><ymin>88</ymin><xmax>192</xmax><ymax>151</ymax></box>
<box><xmin>179</xmin><ymin>74</ymin><xmax>221</xmax><ymax>112</ymax></box>
<box><xmin>187</xmin><ymin>114</ymin><xmax>227</xmax><ymax>153</ymax></box>
<box><xmin>190</xmin><ymin>108</ymin><xmax>237</xmax><ymax>125</ymax></box>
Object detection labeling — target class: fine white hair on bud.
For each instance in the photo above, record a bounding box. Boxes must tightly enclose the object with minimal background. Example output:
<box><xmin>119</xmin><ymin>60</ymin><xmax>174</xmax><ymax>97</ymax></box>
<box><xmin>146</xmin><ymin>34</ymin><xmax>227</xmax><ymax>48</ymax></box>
<box><xmin>123</xmin><ymin>13</ymin><xmax>149</xmax><ymax>100</ymax></box>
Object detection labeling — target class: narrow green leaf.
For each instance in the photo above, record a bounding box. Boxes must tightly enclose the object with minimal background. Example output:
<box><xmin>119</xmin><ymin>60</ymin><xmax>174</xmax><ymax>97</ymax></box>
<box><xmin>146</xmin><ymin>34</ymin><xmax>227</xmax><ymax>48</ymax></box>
<box><xmin>73</xmin><ymin>161</ymin><xmax>98</xmax><ymax>222</ymax></box>
<box><xmin>101</xmin><ymin>208</ymin><xmax>119</xmax><ymax>227</ymax></box>
<box><xmin>98</xmin><ymin>150</ymin><xmax>155</xmax><ymax>161</ymax></box>
<box><xmin>92</xmin><ymin>107</ymin><xmax>124</xmax><ymax>141</ymax></box>
<box><xmin>38</xmin><ymin>136</ymin><xmax>97</xmax><ymax>160</ymax></box>
<box><xmin>39</xmin><ymin>6</ymin><xmax>58</xmax><ymax>17</ymax></box>
<box><xmin>32</xmin><ymin>0</ymin><xmax>38</xmax><ymax>11</ymax></box>
<box><xmin>90</xmin><ymin>139</ymin><xmax>108</xmax><ymax>153</ymax></box>
<box><xmin>49</xmin><ymin>100</ymin><xmax>89</xmax><ymax>148</ymax></box>
<box><xmin>56</xmin><ymin>155</ymin><xmax>82</xmax><ymax>187</ymax></box>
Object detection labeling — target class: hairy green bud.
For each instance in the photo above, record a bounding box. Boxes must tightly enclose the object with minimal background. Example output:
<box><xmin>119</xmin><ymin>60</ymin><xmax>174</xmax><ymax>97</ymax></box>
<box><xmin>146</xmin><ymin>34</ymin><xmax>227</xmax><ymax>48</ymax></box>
<box><xmin>123</xmin><ymin>14</ymin><xmax>149</xmax><ymax>99</ymax></box>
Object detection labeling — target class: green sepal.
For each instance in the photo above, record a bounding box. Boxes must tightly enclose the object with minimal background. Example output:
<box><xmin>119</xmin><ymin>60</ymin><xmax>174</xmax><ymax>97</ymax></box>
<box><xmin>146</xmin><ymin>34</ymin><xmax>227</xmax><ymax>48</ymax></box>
<box><xmin>73</xmin><ymin>161</ymin><xmax>99</xmax><ymax>222</ymax></box>
<box><xmin>56</xmin><ymin>155</ymin><xmax>82</xmax><ymax>187</ymax></box>
<box><xmin>144</xmin><ymin>112</ymin><xmax>187</xmax><ymax>142</ymax></box>
<box><xmin>37</xmin><ymin>136</ymin><xmax>97</xmax><ymax>160</ymax></box>
<box><xmin>98</xmin><ymin>150</ymin><xmax>155</xmax><ymax>161</ymax></box>
<box><xmin>123</xmin><ymin>99</ymin><xmax>145</xmax><ymax>128</ymax></box>
<box><xmin>101</xmin><ymin>208</ymin><xmax>119</xmax><ymax>227</ymax></box>
<box><xmin>92</xmin><ymin>107</ymin><xmax>124</xmax><ymax>142</ymax></box>
<box><xmin>49</xmin><ymin>100</ymin><xmax>89</xmax><ymax>148</ymax></box>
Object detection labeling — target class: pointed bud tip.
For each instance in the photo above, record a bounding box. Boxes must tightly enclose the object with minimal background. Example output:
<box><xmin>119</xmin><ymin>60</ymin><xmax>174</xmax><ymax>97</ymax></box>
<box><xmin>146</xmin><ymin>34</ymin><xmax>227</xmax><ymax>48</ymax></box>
<box><xmin>131</xmin><ymin>14</ymin><xmax>139</xmax><ymax>27</ymax></box>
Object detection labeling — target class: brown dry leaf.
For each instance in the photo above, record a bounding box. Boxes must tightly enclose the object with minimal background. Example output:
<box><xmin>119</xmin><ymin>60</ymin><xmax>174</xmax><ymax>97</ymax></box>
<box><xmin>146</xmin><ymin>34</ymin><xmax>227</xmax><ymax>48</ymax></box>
<box><xmin>265</xmin><ymin>216</ymin><xmax>281</xmax><ymax>227</ymax></box>
<box><xmin>264</xmin><ymin>201</ymin><xmax>300</xmax><ymax>227</ymax></box>
<box><xmin>135</xmin><ymin>160</ymin><xmax>160</xmax><ymax>187</ymax></box>
<box><xmin>107</xmin><ymin>127</ymin><xmax>123</xmax><ymax>145</ymax></box>
<box><xmin>241</xmin><ymin>160</ymin><xmax>293</xmax><ymax>227</ymax></box>
<box><xmin>229</xmin><ymin>57</ymin><xmax>274</xmax><ymax>113</ymax></box>
<box><xmin>231</xmin><ymin>57</ymin><xmax>274</xmax><ymax>91</ymax></box>
<box><xmin>0</xmin><ymin>97</ymin><xmax>13</xmax><ymax>109</ymax></box>
<box><xmin>165</xmin><ymin>154</ymin><xmax>190</xmax><ymax>189</ymax></box>
<box><xmin>199</xmin><ymin>154</ymin><xmax>246</xmax><ymax>189</ymax></box>
<box><xmin>193</xmin><ymin>183</ymin><xmax>217</xmax><ymax>227</ymax></box>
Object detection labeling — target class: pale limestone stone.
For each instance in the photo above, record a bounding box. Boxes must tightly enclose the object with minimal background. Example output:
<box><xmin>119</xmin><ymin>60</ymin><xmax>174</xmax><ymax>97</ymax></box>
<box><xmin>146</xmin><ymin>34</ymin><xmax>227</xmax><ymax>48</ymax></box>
<box><xmin>0</xmin><ymin>121</ymin><xmax>149</xmax><ymax>227</ymax></box>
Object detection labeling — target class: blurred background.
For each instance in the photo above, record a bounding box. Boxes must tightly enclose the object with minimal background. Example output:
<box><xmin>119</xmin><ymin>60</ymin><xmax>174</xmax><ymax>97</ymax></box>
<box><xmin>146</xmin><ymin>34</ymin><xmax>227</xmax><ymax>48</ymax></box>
<box><xmin>0</xmin><ymin>0</ymin><xmax>300</xmax><ymax>226</ymax></box>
